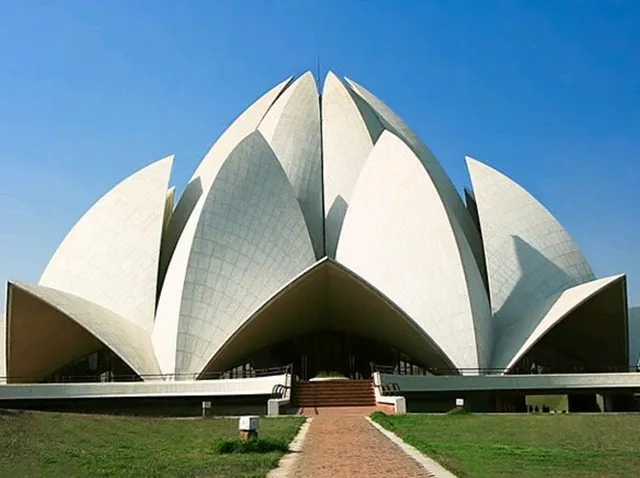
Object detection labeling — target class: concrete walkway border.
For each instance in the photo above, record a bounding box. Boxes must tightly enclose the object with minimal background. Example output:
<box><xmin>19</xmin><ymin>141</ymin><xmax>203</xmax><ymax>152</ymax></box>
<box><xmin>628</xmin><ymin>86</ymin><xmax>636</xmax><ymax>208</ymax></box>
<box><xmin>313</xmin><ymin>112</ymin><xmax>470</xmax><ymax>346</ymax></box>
<box><xmin>267</xmin><ymin>417</ymin><xmax>313</xmax><ymax>477</ymax></box>
<box><xmin>366</xmin><ymin>416</ymin><xmax>458</xmax><ymax>478</ymax></box>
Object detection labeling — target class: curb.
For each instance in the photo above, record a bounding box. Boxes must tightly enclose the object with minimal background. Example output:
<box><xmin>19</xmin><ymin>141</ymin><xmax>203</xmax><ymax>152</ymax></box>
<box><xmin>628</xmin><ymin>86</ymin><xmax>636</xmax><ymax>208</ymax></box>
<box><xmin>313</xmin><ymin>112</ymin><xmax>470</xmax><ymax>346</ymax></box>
<box><xmin>267</xmin><ymin>417</ymin><xmax>313</xmax><ymax>477</ymax></box>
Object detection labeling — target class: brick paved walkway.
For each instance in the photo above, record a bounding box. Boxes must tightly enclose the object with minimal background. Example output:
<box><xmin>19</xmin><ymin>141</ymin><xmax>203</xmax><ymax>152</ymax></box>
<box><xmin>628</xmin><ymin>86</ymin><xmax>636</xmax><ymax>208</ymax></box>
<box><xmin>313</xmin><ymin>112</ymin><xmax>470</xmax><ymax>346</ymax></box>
<box><xmin>291</xmin><ymin>414</ymin><xmax>434</xmax><ymax>477</ymax></box>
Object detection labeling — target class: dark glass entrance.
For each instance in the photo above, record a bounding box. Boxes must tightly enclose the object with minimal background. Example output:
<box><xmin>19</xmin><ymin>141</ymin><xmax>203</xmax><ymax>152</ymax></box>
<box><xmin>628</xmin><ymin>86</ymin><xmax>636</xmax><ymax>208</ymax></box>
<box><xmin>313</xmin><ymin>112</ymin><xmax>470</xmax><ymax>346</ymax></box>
<box><xmin>244</xmin><ymin>331</ymin><xmax>405</xmax><ymax>380</ymax></box>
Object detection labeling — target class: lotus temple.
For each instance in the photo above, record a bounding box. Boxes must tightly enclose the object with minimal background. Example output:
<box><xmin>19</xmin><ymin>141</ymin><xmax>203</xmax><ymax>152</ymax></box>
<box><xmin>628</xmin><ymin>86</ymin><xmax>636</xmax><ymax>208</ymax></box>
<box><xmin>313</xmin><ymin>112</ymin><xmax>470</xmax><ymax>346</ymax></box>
<box><xmin>1</xmin><ymin>71</ymin><xmax>639</xmax><ymax>414</ymax></box>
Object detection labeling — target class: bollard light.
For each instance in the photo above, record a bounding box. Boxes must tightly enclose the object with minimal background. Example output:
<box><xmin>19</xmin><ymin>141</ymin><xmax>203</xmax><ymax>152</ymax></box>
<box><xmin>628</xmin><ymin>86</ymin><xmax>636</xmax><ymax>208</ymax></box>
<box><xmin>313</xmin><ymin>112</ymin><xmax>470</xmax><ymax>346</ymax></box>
<box><xmin>239</xmin><ymin>415</ymin><xmax>259</xmax><ymax>440</ymax></box>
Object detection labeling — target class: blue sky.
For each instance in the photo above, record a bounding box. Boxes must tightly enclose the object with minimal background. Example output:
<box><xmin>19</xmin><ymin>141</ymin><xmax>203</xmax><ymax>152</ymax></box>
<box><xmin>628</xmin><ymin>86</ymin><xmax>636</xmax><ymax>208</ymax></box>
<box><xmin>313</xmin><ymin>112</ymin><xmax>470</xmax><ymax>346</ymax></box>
<box><xmin>0</xmin><ymin>0</ymin><xmax>638</xmax><ymax>308</ymax></box>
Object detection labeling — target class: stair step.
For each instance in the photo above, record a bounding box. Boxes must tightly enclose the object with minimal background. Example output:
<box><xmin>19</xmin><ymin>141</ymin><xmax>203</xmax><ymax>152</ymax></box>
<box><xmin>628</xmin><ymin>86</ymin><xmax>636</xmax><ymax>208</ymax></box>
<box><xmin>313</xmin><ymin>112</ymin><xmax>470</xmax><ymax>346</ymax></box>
<box><xmin>291</xmin><ymin>379</ymin><xmax>375</xmax><ymax>408</ymax></box>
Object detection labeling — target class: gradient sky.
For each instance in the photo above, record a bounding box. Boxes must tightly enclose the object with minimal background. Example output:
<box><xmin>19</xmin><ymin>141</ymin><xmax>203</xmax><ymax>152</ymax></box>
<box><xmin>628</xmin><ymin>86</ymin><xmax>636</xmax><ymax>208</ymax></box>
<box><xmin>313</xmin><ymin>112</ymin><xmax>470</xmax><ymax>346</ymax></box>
<box><xmin>0</xmin><ymin>1</ymin><xmax>638</xmax><ymax>309</ymax></box>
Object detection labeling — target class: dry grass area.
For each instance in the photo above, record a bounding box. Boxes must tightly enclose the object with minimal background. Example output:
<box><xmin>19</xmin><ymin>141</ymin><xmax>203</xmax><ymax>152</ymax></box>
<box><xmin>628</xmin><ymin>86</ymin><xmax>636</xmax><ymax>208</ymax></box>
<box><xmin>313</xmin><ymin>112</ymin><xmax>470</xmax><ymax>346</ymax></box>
<box><xmin>371</xmin><ymin>411</ymin><xmax>640</xmax><ymax>478</ymax></box>
<box><xmin>0</xmin><ymin>410</ymin><xmax>304</xmax><ymax>478</ymax></box>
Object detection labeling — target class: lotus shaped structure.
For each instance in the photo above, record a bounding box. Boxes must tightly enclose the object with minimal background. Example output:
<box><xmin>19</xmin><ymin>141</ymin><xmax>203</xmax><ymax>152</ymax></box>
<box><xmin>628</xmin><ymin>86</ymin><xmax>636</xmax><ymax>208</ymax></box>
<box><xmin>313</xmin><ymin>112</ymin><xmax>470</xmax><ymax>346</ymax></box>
<box><xmin>1</xmin><ymin>72</ymin><xmax>632</xmax><ymax>383</ymax></box>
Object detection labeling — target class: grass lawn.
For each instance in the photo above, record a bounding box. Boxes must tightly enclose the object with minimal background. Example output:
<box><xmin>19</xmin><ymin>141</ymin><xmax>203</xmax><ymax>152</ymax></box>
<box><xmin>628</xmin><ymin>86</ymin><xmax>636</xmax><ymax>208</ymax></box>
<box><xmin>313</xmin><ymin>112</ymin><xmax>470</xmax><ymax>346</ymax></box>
<box><xmin>371</xmin><ymin>412</ymin><xmax>640</xmax><ymax>478</ymax></box>
<box><xmin>0</xmin><ymin>410</ymin><xmax>304</xmax><ymax>478</ymax></box>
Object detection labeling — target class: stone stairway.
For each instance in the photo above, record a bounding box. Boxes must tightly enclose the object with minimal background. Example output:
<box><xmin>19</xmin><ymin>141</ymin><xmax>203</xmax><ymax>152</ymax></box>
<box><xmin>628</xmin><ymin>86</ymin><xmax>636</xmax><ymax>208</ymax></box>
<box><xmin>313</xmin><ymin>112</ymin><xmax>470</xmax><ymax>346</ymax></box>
<box><xmin>292</xmin><ymin>379</ymin><xmax>375</xmax><ymax>408</ymax></box>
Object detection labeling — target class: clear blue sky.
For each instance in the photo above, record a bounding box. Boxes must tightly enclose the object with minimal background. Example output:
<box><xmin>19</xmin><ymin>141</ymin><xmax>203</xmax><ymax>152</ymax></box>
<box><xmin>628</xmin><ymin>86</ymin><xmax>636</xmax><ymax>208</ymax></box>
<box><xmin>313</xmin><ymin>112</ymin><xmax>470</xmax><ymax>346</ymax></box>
<box><xmin>0</xmin><ymin>1</ymin><xmax>638</xmax><ymax>308</ymax></box>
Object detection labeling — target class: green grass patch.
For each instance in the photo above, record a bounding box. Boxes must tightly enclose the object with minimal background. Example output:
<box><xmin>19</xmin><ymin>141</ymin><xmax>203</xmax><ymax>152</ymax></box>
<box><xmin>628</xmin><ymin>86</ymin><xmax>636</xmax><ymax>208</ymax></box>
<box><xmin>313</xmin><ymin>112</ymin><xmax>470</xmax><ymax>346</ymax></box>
<box><xmin>0</xmin><ymin>410</ymin><xmax>304</xmax><ymax>478</ymax></box>
<box><xmin>370</xmin><ymin>412</ymin><xmax>640</xmax><ymax>477</ymax></box>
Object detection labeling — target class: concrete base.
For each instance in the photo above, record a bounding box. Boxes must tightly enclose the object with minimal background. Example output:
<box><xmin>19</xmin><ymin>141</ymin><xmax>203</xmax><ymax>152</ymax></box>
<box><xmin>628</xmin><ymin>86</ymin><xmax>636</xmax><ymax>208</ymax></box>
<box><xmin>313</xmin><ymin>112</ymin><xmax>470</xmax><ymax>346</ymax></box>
<box><xmin>267</xmin><ymin>398</ymin><xmax>289</xmax><ymax>416</ymax></box>
<box><xmin>375</xmin><ymin>396</ymin><xmax>406</xmax><ymax>414</ymax></box>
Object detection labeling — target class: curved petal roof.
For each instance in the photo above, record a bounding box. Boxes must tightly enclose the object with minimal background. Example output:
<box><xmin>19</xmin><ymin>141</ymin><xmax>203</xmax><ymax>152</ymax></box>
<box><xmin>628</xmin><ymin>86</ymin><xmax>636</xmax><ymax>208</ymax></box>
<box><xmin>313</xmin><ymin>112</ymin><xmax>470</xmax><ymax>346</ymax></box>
<box><xmin>466</xmin><ymin>157</ymin><xmax>595</xmax><ymax>332</ymax></box>
<box><xmin>200</xmin><ymin>258</ymin><xmax>457</xmax><ymax>375</ymax></box>
<box><xmin>159</xmin><ymin>76</ymin><xmax>293</xmax><ymax>285</ymax></box>
<box><xmin>344</xmin><ymin>78</ymin><xmax>485</xmax><ymax>275</ymax></box>
<box><xmin>336</xmin><ymin>131</ymin><xmax>491</xmax><ymax>372</ymax></box>
<box><xmin>322</xmin><ymin>72</ymin><xmax>384</xmax><ymax>258</ymax></box>
<box><xmin>39</xmin><ymin>156</ymin><xmax>173</xmax><ymax>330</ymax></box>
<box><xmin>258</xmin><ymin>72</ymin><xmax>324</xmax><ymax>258</ymax></box>
<box><xmin>7</xmin><ymin>282</ymin><xmax>160</xmax><ymax>381</ymax></box>
<box><xmin>5</xmin><ymin>71</ymin><xmax>632</xmax><ymax>382</ymax></box>
<box><xmin>492</xmin><ymin>274</ymin><xmax>624</xmax><ymax>372</ymax></box>
<box><xmin>156</xmin><ymin>131</ymin><xmax>315</xmax><ymax>376</ymax></box>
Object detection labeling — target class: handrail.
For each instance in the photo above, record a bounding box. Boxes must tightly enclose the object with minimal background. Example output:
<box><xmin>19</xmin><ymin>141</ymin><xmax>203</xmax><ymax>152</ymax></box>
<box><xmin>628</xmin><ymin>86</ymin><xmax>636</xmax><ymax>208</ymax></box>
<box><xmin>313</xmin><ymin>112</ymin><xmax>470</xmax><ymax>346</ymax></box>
<box><xmin>0</xmin><ymin>364</ymin><xmax>294</xmax><ymax>384</ymax></box>
<box><xmin>370</xmin><ymin>363</ymin><xmax>640</xmax><ymax>376</ymax></box>
<box><xmin>374</xmin><ymin>381</ymin><xmax>401</xmax><ymax>396</ymax></box>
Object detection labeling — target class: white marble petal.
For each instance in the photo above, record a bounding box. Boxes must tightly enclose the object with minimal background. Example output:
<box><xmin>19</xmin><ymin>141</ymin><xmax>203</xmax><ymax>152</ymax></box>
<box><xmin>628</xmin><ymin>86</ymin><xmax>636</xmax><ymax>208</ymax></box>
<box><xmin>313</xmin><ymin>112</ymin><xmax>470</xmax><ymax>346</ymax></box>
<box><xmin>344</xmin><ymin>78</ymin><xmax>485</xmax><ymax>275</ymax></box>
<box><xmin>492</xmin><ymin>275</ymin><xmax>625</xmax><ymax>372</ymax></box>
<box><xmin>174</xmin><ymin>131</ymin><xmax>316</xmax><ymax>376</ymax></box>
<box><xmin>39</xmin><ymin>156</ymin><xmax>173</xmax><ymax>330</ymax></box>
<box><xmin>9</xmin><ymin>281</ymin><xmax>161</xmax><ymax>379</ymax></box>
<box><xmin>258</xmin><ymin>72</ymin><xmax>324</xmax><ymax>258</ymax></box>
<box><xmin>159</xmin><ymin>77</ymin><xmax>293</xmax><ymax>284</ymax></box>
<box><xmin>322</xmin><ymin>71</ymin><xmax>384</xmax><ymax>258</ymax></box>
<box><xmin>466</xmin><ymin>157</ymin><xmax>595</xmax><ymax>333</ymax></box>
<box><xmin>337</xmin><ymin>131</ymin><xmax>491</xmax><ymax>372</ymax></box>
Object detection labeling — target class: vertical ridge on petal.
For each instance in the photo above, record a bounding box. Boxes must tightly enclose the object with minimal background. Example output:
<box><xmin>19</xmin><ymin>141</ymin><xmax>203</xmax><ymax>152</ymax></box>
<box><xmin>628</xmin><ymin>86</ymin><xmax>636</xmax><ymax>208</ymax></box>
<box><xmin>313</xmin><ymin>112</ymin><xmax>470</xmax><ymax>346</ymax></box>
<box><xmin>322</xmin><ymin>72</ymin><xmax>384</xmax><ymax>258</ymax></box>
<box><xmin>258</xmin><ymin>72</ymin><xmax>324</xmax><ymax>258</ymax></box>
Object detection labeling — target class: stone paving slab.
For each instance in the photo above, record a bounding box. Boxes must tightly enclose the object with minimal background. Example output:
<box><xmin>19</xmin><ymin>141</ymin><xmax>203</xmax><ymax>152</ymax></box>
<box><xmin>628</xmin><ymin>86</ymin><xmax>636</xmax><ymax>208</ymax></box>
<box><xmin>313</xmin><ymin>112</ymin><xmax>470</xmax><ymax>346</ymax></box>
<box><xmin>290</xmin><ymin>414</ymin><xmax>435</xmax><ymax>477</ymax></box>
<box><xmin>294</xmin><ymin>405</ymin><xmax>378</xmax><ymax>416</ymax></box>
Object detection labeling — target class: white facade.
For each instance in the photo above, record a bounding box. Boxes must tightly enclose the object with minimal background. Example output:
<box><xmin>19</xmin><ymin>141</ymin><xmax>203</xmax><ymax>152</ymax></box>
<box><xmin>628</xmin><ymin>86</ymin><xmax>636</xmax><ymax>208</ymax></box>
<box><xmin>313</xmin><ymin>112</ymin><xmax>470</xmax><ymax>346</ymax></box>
<box><xmin>173</xmin><ymin>131</ymin><xmax>315</xmax><ymax>376</ymax></box>
<box><xmin>158</xmin><ymin>77</ymin><xmax>292</xmax><ymax>286</ymax></box>
<box><xmin>9</xmin><ymin>281</ymin><xmax>161</xmax><ymax>378</ymax></box>
<box><xmin>492</xmin><ymin>275</ymin><xmax>624</xmax><ymax>372</ymax></box>
<box><xmin>337</xmin><ymin>131</ymin><xmax>491</xmax><ymax>372</ymax></box>
<box><xmin>258</xmin><ymin>72</ymin><xmax>324</xmax><ymax>258</ymax></box>
<box><xmin>345</xmin><ymin>78</ymin><xmax>485</xmax><ymax>273</ymax></box>
<box><xmin>39</xmin><ymin>156</ymin><xmax>173</xmax><ymax>330</ymax></box>
<box><xmin>466</xmin><ymin>157</ymin><xmax>595</xmax><ymax>331</ymax></box>
<box><xmin>1</xmin><ymin>71</ymin><xmax>632</xmax><ymax>383</ymax></box>
<box><xmin>322</xmin><ymin>72</ymin><xmax>383</xmax><ymax>258</ymax></box>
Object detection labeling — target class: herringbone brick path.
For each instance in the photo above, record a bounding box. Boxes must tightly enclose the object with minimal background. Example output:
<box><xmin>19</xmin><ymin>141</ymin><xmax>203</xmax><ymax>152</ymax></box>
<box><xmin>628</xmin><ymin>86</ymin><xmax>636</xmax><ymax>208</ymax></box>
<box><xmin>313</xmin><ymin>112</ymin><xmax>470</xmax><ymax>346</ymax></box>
<box><xmin>291</xmin><ymin>414</ymin><xmax>434</xmax><ymax>477</ymax></box>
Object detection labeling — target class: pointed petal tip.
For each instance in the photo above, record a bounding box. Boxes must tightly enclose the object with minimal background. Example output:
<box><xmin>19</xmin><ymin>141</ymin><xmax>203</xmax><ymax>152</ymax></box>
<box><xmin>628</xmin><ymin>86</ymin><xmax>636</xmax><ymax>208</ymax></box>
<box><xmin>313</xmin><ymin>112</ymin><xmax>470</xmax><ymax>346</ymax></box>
<box><xmin>323</xmin><ymin>70</ymin><xmax>342</xmax><ymax>86</ymax></box>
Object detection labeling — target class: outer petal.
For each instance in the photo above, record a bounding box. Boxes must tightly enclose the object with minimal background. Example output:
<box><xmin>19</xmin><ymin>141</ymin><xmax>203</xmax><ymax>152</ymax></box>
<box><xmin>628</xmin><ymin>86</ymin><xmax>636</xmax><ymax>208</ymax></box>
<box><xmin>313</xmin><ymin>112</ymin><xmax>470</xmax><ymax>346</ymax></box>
<box><xmin>336</xmin><ymin>131</ymin><xmax>491</xmax><ymax>372</ymax></box>
<box><xmin>167</xmin><ymin>131</ymin><xmax>315</xmax><ymax>376</ymax></box>
<box><xmin>344</xmin><ymin>78</ymin><xmax>485</xmax><ymax>276</ymax></box>
<box><xmin>492</xmin><ymin>275</ymin><xmax>627</xmax><ymax>372</ymax></box>
<box><xmin>630</xmin><ymin>306</ymin><xmax>640</xmax><ymax>368</ymax></box>
<box><xmin>258</xmin><ymin>72</ymin><xmax>324</xmax><ymax>258</ymax></box>
<box><xmin>6</xmin><ymin>281</ymin><xmax>160</xmax><ymax>382</ymax></box>
<box><xmin>466</xmin><ymin>157</ymin><xmax>595</xmax><ymax>331</ymax></box>
<box><xmin>159</xmin><ymin>77</ymin><xmax>293</xmax><ymax>283</ymax></box>
<box><xmin>39</xmin><ymin>156</ymin><xmax>173</xmax><ymax>330</ymax></box>
<box><xmin>322</xmin><ymin>72</ymin><xmax>384</xmax><ymax>257</ymax></box>
<box><xmin>200</xmin><ymin>259</ymin><xmax>456</xmax><ymax>375</ymax></box>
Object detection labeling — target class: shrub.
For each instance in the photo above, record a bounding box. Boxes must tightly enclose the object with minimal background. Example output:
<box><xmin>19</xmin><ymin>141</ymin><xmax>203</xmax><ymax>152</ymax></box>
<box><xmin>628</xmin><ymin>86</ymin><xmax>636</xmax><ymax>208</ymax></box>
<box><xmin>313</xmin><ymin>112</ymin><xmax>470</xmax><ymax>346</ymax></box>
<box><xmin>314</xmin><ymin>371</ymin><xmax>345</xmax><ymax>378</ymax></box>
<box><xmin>212</xmin><ymin>437</ymin><xmax>289</xmax><ymax>454</ymax></box>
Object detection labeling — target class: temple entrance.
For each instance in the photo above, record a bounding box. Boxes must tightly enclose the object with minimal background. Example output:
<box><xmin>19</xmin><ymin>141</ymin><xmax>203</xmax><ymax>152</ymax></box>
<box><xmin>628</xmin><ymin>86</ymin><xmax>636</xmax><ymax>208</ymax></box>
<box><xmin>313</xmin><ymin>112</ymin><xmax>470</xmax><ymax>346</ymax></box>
<box><xmin>198</xmin><ymin>259</ymin><xmax>457</xmax><ymax>379</ymax></box>
<box><xmin>246</xmin><ymin>331</ymin><xmax>399</xmax><ymax>380</ymax></box>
